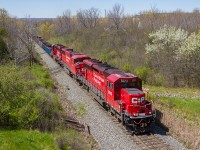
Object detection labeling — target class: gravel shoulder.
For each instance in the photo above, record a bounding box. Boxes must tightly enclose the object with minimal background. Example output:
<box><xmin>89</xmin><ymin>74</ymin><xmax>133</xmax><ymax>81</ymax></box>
<box><xmin>35</xmin><ymin>44</ymin><xmax>188</xmax><ymax>150</ymax></box>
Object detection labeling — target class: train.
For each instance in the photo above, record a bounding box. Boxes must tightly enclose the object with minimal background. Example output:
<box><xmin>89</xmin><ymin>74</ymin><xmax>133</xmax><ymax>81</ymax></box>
<box><xmin>34</xmin><ymin>36</ymin><xmax>156</xmax><ymax>134</ymax></box>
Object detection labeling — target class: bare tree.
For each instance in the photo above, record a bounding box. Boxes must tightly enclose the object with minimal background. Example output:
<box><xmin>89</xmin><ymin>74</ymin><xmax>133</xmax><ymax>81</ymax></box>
<box><xmin>63</xmin><ymin>10</ymin><xmax>71</xmax><ymax>31</ymax></box>
<box><xmin>0</xmin><ymin>8</ymin><xmax>8</xmax><ymax>27</ymax></box>
<box><xmin>17</xmin><ymin>17</ymin><xmax>35</xmax><ymax>66</ymax></box>
<box><xmin>55</xmin><ymin>10</ymin><xmax>72</xmax><ymax>35</ymax></box>
<box><xmin>107</xmin><ymin>4</ymin><xmax>125</xmax><ymax>30</ymax></box>
<box><xmin>77</xmin><ymin>7</ymin><xmax>100</xmax><ymax>29</ymax></box>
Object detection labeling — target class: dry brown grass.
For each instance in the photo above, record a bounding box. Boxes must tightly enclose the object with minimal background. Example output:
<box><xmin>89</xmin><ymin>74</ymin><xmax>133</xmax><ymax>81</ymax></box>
<box><xmin>156</xmin><ymin>104</ymin><xmax>200</xmax><ymax>150</ymax></box>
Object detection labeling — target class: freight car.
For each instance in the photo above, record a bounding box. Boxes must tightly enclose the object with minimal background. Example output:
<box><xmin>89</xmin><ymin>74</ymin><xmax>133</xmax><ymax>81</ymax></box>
<box><xmin>34</xmin><ymin>36</ymin><xmax>155</xmax><ymax>134</ymax></box>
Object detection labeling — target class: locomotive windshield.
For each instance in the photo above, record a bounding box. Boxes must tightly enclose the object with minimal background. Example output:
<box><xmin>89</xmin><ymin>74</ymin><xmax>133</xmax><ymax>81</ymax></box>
<box><xmin>74</xmin><ymin>58</ymin><xmax>85</xmax><ymax>63</ymax></box>
<box><xmin>120</xmin><ymin>79</ymin><xmax>142</xmax><ymax>89</ymax></box>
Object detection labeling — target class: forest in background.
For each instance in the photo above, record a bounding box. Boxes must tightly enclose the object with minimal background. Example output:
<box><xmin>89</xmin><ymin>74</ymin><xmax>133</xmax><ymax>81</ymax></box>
<box><xmin>36</xmin><ymin>4</ymin><xmax>200</xmax><ymax>88</ymax></box>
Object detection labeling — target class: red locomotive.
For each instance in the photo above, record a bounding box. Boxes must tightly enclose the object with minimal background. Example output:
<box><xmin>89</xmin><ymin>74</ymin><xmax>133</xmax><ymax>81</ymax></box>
<box><xmin>35</xmin><ymin>36</ymin><xmax>155</xmax><ymax>133</ymax></box>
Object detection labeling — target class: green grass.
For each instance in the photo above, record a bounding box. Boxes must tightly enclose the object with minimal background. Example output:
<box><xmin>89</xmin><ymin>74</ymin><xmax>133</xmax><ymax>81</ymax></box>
<box><xmin>0</xmin><ymin>129</ymin><xmax>58</xmax><ymax>150</ymax></box>
<box><xmin>146</xmin><ymin>85</ymin><xmax>200</xmax><ymax>123</ymax></box>
<box><xmin>75</xmin><ymin>104</ymin><xmax>87</xmax><ymax>116</ymax></box>
<box><xmin>31</xmin><ymin>64</ymin><xmax>54</xmax><ymax>89</ymax></box>
<box><xmin>48</xmin><ymin>36</ymin><xmax>66</xmax><ymax>46</ymax></box>
<box><xmin>157</xmin><ymin>96</ymin><xmax>200</xmax><ymax>121</ymax></box>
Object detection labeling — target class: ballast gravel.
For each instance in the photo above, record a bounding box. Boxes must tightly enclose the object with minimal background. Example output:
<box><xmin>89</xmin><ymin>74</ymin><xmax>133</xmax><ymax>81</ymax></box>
<box><xmin>35</xmin><ymin>44</ymin><xmax>188</xmax><ymax>150</ymax></box>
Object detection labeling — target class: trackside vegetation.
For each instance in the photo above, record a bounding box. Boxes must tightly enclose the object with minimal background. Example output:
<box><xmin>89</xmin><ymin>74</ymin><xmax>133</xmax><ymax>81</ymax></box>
<box><xmin>0</xmin><ymin>63</ymin><xmax>96</xmax><ymax>149</ymax></box>
<box><xmin>0</xmin><ymin>64</ymin><xmax>62</xmax><ymax>130</ymax></box>
<box><xmin>145</xmin><ymin>85</ymin><xmax>200</xmax><ymax>122</ymax></box>
<box><xmin>0</xmin><ymin>8</ymin><xmax>97</xmax><ymax>150</ymax></box>
<box><xmin>0</xmin><ymin>130</ymin><xmax>58</xmax><ymax>150</ymax></box>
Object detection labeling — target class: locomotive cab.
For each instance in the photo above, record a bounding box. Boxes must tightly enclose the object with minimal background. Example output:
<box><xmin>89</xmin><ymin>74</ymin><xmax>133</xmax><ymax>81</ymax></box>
<box><xmin>71</xmin><ymin>55</ymin><xmax>90</xmax><ymax>76</ymax></box>
<box><xmin>121</xmin><ymin>88</ymin><xmax>153</xmax><ymax>118</ymax></box>
<box><xmin>121</xmin><ymin>86</ymin><xmax>154</xmax><ymax>133</ymax></box>
<box><xmin>106</xmin><ymin>73</ymin><xmax>154</xmax><ymax>133</ymax></box>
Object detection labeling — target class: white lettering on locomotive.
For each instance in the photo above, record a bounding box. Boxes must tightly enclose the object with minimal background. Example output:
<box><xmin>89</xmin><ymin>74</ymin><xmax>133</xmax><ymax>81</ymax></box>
<box><xmin>121</xmin><ymin>79</ymin><xmax>128</xmax><ymax>83</ymax></box>
<box><xmin>93</xmin><ymin>72</ymin><xmax>104</xmax><ymax>85</ymax></box>
<box><xmin>108</xmin><ymin>90</ymin><xmax>112</xmax><ymax>96</ymax></box>
<box><xmin>66</xmin><ymin>56</ymin><xmax>70</xmax><ymax>62</ymax></box>
<box><xmin>93</xmin><ymin>72</ymin><xmax>104</xmax><ymax>82</ymax></box>
<box><xmin>93</xmin><ymin>77</ymin><xmax>101</xmax><ymax>85</ymax></box>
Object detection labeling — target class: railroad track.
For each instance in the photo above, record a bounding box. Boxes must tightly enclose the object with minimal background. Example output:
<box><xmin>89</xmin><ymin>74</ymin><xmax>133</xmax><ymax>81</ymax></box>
<box><xmin>132</xmin><ymin>133</ymin><xmax>170</xmax><ymax>150</ymax></box>
<box><xmin>92</xmin><ymin>99</ymin><xmax>171</xmax><ymax>150</ymax></box>
<box><xmin>80</xmin><ymin>83</ymin><xmax>171</xmax><ymax>150</ymax></box>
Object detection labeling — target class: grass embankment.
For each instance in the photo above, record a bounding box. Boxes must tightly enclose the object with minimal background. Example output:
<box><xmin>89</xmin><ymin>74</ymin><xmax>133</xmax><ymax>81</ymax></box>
<box><xmin>0</xmin><ymin>130</ymin><xmax>57</xmax><ymax>150</ymax></box>
<box><xmin>0</xmin><ymin>62</ymin><xmax>96</xmax><ymax>150</ymax></box>
<box><xmin>0</xmin><ymin>128</ymin><xmax>92</xmax><ymax>150</ymax></box>
<box><xmin>145</xmin><ymin>85</ymin><xmax>200</xmax><ymax>149</ymax></box>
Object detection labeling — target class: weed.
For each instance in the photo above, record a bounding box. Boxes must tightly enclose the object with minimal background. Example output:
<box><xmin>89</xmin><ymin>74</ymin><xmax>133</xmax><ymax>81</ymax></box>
<box><xmin>75</xmin><ymin>104</ymin><xmax>87</xmax><ymax>116</ymax></box>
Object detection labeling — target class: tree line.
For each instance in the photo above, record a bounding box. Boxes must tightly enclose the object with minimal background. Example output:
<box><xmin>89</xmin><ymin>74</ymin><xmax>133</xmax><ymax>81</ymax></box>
<box><xmin>0</xmin><ymin>8</ymin><xmax>35</xmax><ymax>66</ymax></box>
<box><xmin>1</xmin><ymin>4</ymin><xmax>200</xmax><ymax>87</ymax></box>
<box><xmin>39</xmin><ymin>4</ymin><xmax>200</xmax><ymax>87</ymax></box>
<box><xmin>53</xmin><ymin>4</ymin><xmax>200</xmax><ymax>87</ymax></box>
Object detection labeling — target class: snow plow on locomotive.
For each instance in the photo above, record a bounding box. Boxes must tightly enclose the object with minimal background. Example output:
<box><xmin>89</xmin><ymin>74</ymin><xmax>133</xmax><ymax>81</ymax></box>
<box><xmin>34</xmin><ymin>36</ymin><xmax>156</xmax><ymax>134</ymax></box>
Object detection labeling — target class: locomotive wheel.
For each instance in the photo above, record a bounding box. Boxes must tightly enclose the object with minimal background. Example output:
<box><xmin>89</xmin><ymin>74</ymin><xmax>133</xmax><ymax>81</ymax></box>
<box><xmin>108</xmin><ymin>107</ymin><xmax>114</xmax><ymax>116</ymax></box>
<box><xmin>117</xmin><ymin>117</ymin><xmax>121</xmax><ymax>123</ymax></box>
<box><xmin>110</xmin><ymin>108</ymin><xmax>114</xmax><ymax>116</ymax></box>
<box><xmin>69</xmin><ymin>72</ymin><xmax>73</xmax><ymax>77</ymax></box>
<box><xmin>121</xmin><ymin>114</ymin><xmax>125</xmax><ymax>125</ymax></box>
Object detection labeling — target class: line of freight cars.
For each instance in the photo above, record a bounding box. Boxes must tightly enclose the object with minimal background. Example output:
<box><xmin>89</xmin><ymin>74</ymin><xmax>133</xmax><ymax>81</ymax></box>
<box><xmin>34</xmin><ymin>36</ymin><xmax>155</xmax><ymax>134</ymax></box>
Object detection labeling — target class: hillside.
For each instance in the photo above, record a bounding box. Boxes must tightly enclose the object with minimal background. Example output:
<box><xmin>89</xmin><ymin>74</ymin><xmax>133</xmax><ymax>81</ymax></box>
<box><xmin>0</xmin><ymin>8</ymin><xmax>99</xmax><ymax>150</ymax></box>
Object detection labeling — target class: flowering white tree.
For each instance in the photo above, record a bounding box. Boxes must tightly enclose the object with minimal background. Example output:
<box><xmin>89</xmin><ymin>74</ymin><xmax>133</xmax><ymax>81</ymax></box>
<box><xmin>177</xmin><ymin>33</ymin><xmax>200</xmax><ymax>86</ymax></box>
<box><xmin>145</xmin><ymin>25</ymin><xmax>188</xmax><ymax>86</ymax></box>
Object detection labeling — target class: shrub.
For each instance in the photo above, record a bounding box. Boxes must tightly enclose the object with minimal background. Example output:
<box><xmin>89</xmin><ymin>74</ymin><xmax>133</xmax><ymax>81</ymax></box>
<box><xmin>75</xmin><ymin>104</ymin><xmax>87</xmax><ymax>116</ymax></box>
<box><xmin>123</xmin><ymin>63</ymin><xmax>131</xmax><ymax>72</ymax></box>
<box><xmin>0</xmin><ymin>64</ymin><xmax>63</xmax><ymax>131</ymax></box>
<box><xmin>54</xmin><ymin>129</ymin><xmax>91</xmax><ymax>150</ymax></box>
<box><xmin>17</xmin><ymin>89</ymin><xmax>63</xmax><ymax>131</ymax></box>
<box><xmin>147</xmin><ymin>72</ymin><xmax>164</xmax><ymax>86</ymax></box>
<box><xmin>134</xmin><ymin>66</ymin><xmax>152</xmax><ymax>83</ymax></box>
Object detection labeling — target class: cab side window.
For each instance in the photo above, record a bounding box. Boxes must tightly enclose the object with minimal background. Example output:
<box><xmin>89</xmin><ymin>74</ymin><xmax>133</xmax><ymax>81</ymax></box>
<box><xmin>61</xmin><ymin>50</ymin><xmax>65</xmax><ymax>55</ymax></box>
<box><xmin>107</xmin><ymin>81</ymin><xmax>113</xmax><ymax>89</ymax></box>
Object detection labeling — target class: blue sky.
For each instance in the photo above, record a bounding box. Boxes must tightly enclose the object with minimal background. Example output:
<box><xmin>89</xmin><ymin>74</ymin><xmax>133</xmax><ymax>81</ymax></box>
<box><xmin>1</xmin><ymin>0</ymin><xmax>200</xmax><ymax>18</ymax></box>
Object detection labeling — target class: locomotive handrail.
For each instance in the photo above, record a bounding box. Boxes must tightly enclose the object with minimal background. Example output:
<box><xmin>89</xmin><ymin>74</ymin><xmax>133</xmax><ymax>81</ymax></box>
<box><xmin>151</xmin><ymin>100</ymin><xmax>156</xmax><ymax>118</ymax></box>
